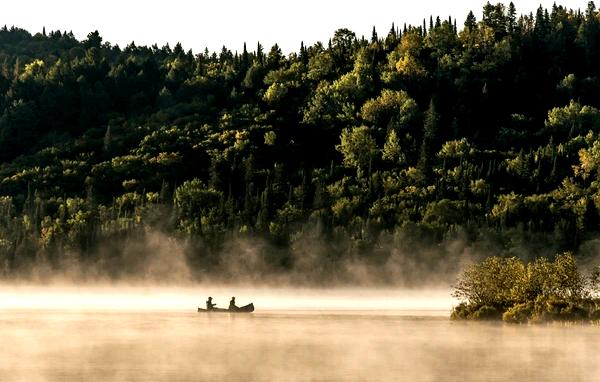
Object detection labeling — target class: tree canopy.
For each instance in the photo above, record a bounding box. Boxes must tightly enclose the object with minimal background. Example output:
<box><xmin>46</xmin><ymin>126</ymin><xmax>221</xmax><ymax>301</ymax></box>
<box><xmin>0</xmin><ymin>3</ymin><xmax>599</xmax><ymax>282</ymax></box>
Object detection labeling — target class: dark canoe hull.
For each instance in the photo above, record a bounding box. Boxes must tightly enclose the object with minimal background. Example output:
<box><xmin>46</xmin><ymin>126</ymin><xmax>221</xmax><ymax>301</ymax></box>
<box><xmin>197</xmin><ymin>303</ymin><xmax>254</xmax><ymax>313</ymax></box>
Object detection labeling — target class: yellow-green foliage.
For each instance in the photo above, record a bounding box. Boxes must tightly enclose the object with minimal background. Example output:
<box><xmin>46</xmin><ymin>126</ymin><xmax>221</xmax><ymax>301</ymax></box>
<box><xmin>453</xmin><ymin>253</ymin><xmax>599</xmax><ymax>323</ymax></box>
<box><xmin>502</xmin><ymin>302</ymin><xmax>534</xmax><ymax>323</ymax></box>
<box><xmin>453</xmin><ymin>255</ymin><xmax>526</xmax><ymax>308</ymax></box>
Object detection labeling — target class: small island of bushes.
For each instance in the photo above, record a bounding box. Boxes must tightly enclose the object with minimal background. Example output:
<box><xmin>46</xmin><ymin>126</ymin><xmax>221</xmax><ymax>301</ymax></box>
<box><xmin>451</xmin><ymin>253</ymin><xmax>600</xmax><ymax>323</ymax></box>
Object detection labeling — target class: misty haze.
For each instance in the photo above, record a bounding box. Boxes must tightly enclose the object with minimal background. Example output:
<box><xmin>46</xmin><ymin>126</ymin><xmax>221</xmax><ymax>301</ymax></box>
<box><xmin>2</xmin><ymin>286</ymin><xmax>600</xmax><ymax>382</ymax></box>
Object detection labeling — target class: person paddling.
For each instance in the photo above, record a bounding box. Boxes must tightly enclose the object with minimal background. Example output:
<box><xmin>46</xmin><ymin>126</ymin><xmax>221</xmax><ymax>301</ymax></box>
<box><xmin>206</xmin><ymin>297</ymin><xmax>217</xmax><ymax>310</ymax></box>
<box><xmin>229</xmin><ymin>297</ymin><xmax>238</xmax><ymax>311</ymax></box>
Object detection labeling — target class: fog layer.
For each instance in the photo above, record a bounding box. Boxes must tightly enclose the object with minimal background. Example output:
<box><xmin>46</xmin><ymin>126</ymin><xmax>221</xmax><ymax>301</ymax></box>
<box><xmin>0</xmin><ymin>285</ymin><xmax>454</xmax><ymax>312</ymax></box>
<box><xmin>1</xmin><ymin>303</ymin><xmax>599</xmax><ymax>381</ymax></box>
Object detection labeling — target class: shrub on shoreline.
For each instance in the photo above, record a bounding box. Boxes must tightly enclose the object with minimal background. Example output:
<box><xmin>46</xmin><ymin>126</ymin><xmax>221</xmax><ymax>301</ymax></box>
<box><xmin>452</xmin><ymin>253</ymin><xmax>600</xmax><ymax>323</ymax></box>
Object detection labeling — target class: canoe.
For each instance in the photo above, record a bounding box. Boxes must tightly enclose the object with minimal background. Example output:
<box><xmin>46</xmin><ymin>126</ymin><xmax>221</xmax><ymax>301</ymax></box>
<box><xmin>197</xmin><ymin>303</ymin><xmax>254</xmax><ymax>313</ymax></box>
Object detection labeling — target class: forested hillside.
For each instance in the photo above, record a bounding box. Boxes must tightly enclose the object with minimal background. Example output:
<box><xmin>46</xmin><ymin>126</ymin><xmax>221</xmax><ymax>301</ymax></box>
<box><xmin>0</xmin><ymin>2</ymin><xmax>599</xmax><ymax>282</ymax></box>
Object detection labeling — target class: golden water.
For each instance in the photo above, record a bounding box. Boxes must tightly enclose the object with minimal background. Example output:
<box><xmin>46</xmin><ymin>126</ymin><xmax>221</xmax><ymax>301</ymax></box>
<box><xmin>0</xmin><ymin>286</ymin><xmax>597</xmax><ymax>381</ymax></box>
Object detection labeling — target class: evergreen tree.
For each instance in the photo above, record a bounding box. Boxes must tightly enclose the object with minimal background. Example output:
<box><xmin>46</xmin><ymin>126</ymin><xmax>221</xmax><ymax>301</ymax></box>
<box><xmin>465</xmin><ymin>11</ymin><xmax>477</xmax><ymax>31</ymax></box>
<box><xmin>256</xmin><ymin>42</ymin><xmax>264</xmax><ymax>64</ymax></box>
<box><xmin>507</xmin><ymin>2</ymin><xmax>517</xmax><ymax>34</ymax></box>
<box><xmin>417</xmin><ymin>98</ymin><xmax>440</xmax><ymax>186</ymax></box>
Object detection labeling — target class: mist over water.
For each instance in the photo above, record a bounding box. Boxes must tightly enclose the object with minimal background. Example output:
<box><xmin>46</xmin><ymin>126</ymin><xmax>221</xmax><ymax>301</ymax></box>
<box><xmin>0</xmin><ymin>285</ymin><xmax>454</xmax><ymax>312</ymax></box>
<box><xmin>0</xmin><ymin>286</ymin><xmax>599</xmax><ymax>381</ymax></box>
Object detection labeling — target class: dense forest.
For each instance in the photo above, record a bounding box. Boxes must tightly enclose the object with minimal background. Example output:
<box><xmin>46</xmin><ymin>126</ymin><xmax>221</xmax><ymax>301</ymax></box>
<box><xmin>0</xmin><ymin>2</ymin><xmax>599</xmax><ymax>282</ymax></box>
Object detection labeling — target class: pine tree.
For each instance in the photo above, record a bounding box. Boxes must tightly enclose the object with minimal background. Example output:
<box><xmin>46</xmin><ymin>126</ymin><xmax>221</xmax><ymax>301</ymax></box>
<box><xmin>103</xmin><ymin>125</ymin><xmax>112</xmax><ymax>155</ymax></box>
<box><xmin>256</xmin><ymin>42</ymin><xmax>264</xmax><ymax>64</ymax></box>
<box><xmin>242</xmin><ymin>42</ymin><xmax>249</xmax><ymax>69</ymax></box>
<box><xmin>385</xmin><ymin>23</ymin><xmax>398</xmax><ymax>50</ymax></box>
<box><xmin>465</xmin><ymin>11</ymin><xmax>477</xmax><ymax>31</ymax></box>
<box><xmin>582</xmin><ymin>1</ymin><xmax>600</xmax><ymax>72</ymax></box>
<box><xmin>13</xmin><ymin>57</ymin><xmax>20</xmax><ymax>79</ymax></box>
<box><xmin>389</xmin><ymin>22</ymin><xmax>396</xmax><ymax>39</ymax></box>
<box><xmin>299</xmin><ymin>41</ymin><xmax>308</xmax><ymax>65</ymax></box>
<box><xmin>534</xmin><ymin>6</ymin><xmax>548</xmax><ymax>39</ymax></box>
<box><xmin>417</xmin><ymin>98</ymin><xmax>440</xmax><ymax>186</ymax></box>
<box><xmin>507</xmin><ymin>2</ymin><xmax>517</xmax><ymax>34</ymax></box>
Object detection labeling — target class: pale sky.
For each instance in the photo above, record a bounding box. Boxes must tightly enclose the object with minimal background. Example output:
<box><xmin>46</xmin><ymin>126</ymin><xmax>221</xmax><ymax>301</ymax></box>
<box><xmin>2</xmin><ymin>1</ymin><xmax>589</xmax><ymax>54</ymax></box>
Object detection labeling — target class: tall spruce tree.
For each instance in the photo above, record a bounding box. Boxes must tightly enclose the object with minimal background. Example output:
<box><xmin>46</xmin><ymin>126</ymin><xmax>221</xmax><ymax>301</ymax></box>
<box><xmin>417</xmin><ymin>98</ymin><xmax>440</xmax><ymax>186</ymax></box>
<box><xmin>465</xmin><ymin>11</ymin><xmax>477</xmax><ymax>31</ymax></box>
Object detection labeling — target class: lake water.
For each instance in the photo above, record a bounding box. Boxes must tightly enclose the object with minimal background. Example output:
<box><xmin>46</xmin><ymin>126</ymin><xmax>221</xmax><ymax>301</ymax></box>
<box><xmin>0</xmin><ymin>286</ymin><xmax>598</xmax><ymax>381</ymax></box>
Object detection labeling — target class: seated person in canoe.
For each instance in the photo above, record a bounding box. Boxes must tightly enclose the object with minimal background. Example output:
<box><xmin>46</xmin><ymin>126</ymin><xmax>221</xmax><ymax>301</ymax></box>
<box><xmin>206</xmin><ymin>297</ymin><xmax>217</xmax><ymax>310</ymax></box>
<box><xmin>229</xmin><ymin>297</ymin><xmax>238</xmax><ymax>311</ymax></box>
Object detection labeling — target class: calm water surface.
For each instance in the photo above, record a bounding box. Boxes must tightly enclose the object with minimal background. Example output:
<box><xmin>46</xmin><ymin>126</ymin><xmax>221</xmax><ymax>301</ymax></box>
<box><xmin>0</xmin><ymin>288</ymin><xmax>598</xmax><ymax>381</ymax></box>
